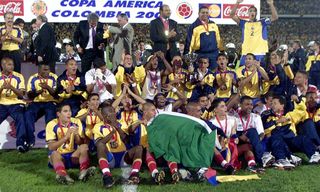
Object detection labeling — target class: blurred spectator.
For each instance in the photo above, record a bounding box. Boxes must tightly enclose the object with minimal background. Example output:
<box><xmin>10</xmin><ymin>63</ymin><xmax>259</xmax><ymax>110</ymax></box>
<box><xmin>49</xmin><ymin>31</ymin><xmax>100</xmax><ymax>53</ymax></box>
<box><xmin>59</xmin><ymin>38</ymin><xmax>81</xmax><ymax>63</ymax></box>
<box><xmin>133</xmin><ymin>40</ymin><xmax>151</xmax><ymax>66</ymax></box>
<box><xmin>261</xmin><ymin>0</ymin><xmax>320</xmax><ymax>15</ymax></box>
<box><xmin>14</xmin><ymin>18</ymin><xmax>29</xmax><ymax>62</ymax></box>
<box><xmin>22</xmin><ymin>19</ymin><xmax>320</xmax><ymax>61</ymax></box>
<box><xmin>28</xmin><ymin>19</ymin><xmax>38</xmax><ymax>63</ymax></box>
<box><xmin>178</xmin><ymin>41</ymin><xmax>185</xmax><ymax>58</ymax></box>
<box><xmin>288</xmin><ymin>40</ymin><xmax>307</xmax><ymax>74</ymax></box>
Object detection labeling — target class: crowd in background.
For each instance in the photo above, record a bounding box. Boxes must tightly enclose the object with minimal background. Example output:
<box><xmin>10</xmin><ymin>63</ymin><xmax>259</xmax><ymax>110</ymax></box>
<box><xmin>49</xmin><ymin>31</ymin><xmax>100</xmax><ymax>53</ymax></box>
<box><xmin>18</xmin><ymin>18</ymin><xmax>320</xmax><ymax>59</ymax></box>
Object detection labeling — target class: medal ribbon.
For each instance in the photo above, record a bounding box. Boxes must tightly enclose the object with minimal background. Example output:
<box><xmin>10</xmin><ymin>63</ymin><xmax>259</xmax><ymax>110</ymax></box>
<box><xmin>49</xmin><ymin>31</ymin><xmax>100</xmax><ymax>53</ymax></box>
<box><xmin>238</xmin><ymin>112</ymin><xmax>251</xmax><ymax>132</ymax></box>
<box><xmin>201</xmin><ymin>21</ymin><xmax>209</xmax><ymax>34</ymax></box>
<box><xmin>58</xmin><ymin>121</ymin><xmax>71</xmax><ymax>144</ymax></box>
<box><xmin>216</xmin><ymin>115</ymin><xmax>228</xmax><ymax>134</ymax></box>
<box><xmin>89</xmin><ymin>111</ymin><xmax>98</xmax><ymax>127</ymax></box>
<box><xmin>105</xmin><ymin>124</ymin><xmax>117</xmax><ymax>142</ymax></box>
<box><xmin>124</xmin><ymin>111</ymin><xmax>133</xmax><ymax>126</ymax></box>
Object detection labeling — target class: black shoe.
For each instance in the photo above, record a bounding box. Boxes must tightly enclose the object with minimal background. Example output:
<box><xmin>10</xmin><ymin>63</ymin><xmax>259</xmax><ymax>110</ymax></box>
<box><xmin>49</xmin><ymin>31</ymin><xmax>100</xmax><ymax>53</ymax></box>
<box><xmin>171</xmin><ymin>171</ymin><xmax>180</xmax><ymax>184</ymax></box>
<box><xmin>247</xmin><ymin>165</ymin><xmax>265</xmax><ymax>174</ymax></box>
<box><xmin>103</xmin><ymin>174</ymin><xmax>115</xmax><ymax>188</ymax></box>
<box><xmin>79</xmin><ymin>166</ymin><xmax>96</xmax><ymax>182</ymax></box>
<box><xmin>17</xmin><ymin>145</ymin><xmax>27</xmax><ymax>153</ymax></box>
<box><xmin>224</xmin><ymin>163</ymin><xmax>236</xmax><ymax>175</ymax></box>
<box><xmin>27</xmin><ymin>142</ymin><xmax>35</xmax><ymax>149</ymax></box>
<box><xmin>56</xmin><ymin>174</ymin><xmax>74</xmax><ymax>185</ymax></box>
<box><xmin>127</xmin><ymin>172</ymin><xmax>140</xmax><ymax>185</ymax></box>
<box><xmin>153</xmin><ymin>170</ymin><xmax>165</xmax><ymax>185</ymax></box>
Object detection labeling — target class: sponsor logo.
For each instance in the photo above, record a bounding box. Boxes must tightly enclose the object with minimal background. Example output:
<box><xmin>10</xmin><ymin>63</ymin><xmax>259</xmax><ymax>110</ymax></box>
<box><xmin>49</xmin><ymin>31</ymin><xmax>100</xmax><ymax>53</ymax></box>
<box><xmin>31</xmin><ymin>0</ymin><xmax>47</xmax><ymax>16</ymax></box>
<box><xmin>176</xmin><ymin>2</ymin><xmax>193</xmax><ymax>19</ymax></box>
<box><xmin>223</xmin><ymin>4</ymin><xmax>253</xmax><ymax>19</ymax></box>
<box><xmin>0</xmin><ymin>0</ymin><xmax>24</xmax><ymax>16</ymax></box>
<box><xmin>199</xmin><ymin>3</ymin><xmax>221</xmax><ymax>18</ymax></box>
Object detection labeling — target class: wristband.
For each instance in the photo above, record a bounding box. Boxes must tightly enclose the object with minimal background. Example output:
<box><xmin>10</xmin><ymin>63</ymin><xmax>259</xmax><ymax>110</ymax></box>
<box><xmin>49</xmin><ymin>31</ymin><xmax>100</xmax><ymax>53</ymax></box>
<box><xmin>132</xmin><ymin>83</ymin><xmax>137</xmax><ymax>87</ymax></box>
<box><xmin>172</xmin><ymin>87</ymin><xmax>177</xmax><ymax>93</ymax></box>
<box><xmin>231</xmin><ymin>134</ymin><xmax>238</xmax><ymax>139</ymax></box>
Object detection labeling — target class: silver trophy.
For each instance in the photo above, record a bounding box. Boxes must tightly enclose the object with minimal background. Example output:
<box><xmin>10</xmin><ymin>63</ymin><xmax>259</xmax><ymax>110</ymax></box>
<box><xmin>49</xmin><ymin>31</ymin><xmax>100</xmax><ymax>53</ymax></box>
<box><xmin>183</xmin><ymin>52</ymin><xmax>198</xmax><ymax>68</ymax></box>
<box><xmin>183</xmin><ymin>52</ymin><xmax>198</xmax><ymax>82</ymax></box>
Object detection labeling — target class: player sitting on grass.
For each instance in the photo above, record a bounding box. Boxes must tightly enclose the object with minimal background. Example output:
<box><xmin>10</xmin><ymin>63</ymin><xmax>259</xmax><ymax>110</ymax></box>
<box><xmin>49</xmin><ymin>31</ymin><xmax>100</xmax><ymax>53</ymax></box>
<box><xmin>46</xmin><ymin>103</ymin><xmax>95</xmax><ymax>184</ymax></box>
<box><xmin>94</xmin><ymin>104</ymin><xmax>143</xmax><ymax>188</ymax></box>
<box><xmin>76</xmin><ymin>93</ymin><xmax>103</xmax><ymax>152</ymax></box>
<box><xmin>261</xmin><ymin>96</ymin><xmax>320</xmax><ymax>169</ymax></box>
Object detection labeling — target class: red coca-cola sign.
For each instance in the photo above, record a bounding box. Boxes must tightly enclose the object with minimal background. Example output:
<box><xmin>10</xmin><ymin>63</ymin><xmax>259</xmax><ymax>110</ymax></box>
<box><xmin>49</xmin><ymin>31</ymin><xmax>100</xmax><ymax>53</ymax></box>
<box><xmin>0</xmin><ymin>0</ymin><xmax>24</xmax><ymax>16</ymax></box>
<box><xmin>223</xmin><ymin>4</ymin><xmax>253</xmax><ymax>19</ymax></box>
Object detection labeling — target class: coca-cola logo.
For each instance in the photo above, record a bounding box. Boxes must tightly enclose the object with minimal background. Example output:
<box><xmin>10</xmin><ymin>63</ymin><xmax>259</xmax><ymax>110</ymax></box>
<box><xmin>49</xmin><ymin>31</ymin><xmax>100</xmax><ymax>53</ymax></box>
<box><xmin>0</xmin><ymin>0</ymin><xmax>24</xmax><ymax>16</ymax></box>
<box><xmin>223</xmin><ymin>4</ymin><xmax>253</xmax><ymax>19</ymax></box>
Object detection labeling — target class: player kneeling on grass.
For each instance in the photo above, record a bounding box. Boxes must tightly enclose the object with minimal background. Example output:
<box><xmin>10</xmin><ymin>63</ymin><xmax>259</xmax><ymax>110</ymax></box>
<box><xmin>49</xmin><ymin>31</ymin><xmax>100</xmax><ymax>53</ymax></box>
<box><xmin>46</xmin><ymin>104</ymin><xmax>95</xmax><ymax>184</ymax></box>
<box><xmin>94</xmin><ymin>104</ymin><xmax>143</xmax><ymax>188</ymax></box>
<box><xmin>128</xmin><ymin>102</ymin><xmax>180</xmax><ymax>184</ymax></box>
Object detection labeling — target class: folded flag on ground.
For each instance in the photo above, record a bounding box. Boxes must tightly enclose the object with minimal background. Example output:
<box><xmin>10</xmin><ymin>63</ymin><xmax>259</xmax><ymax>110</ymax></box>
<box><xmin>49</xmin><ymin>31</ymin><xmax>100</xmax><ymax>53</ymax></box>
<box><xmin>147</xmin><ymin>112</ymin><xmax>216</xmax><ymax>168</ymax></box>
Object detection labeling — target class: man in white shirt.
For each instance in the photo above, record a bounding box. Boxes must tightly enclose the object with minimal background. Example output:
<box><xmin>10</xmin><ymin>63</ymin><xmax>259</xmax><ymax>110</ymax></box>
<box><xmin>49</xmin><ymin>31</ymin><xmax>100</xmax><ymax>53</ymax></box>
<box><xmin>85</xmin><ymin>58</ymin><xmax>116</xmax><ymax>103</ymax></box>
<box><xmin>74</xmin><ymin>13</ymin><xmax>105</xmax><ymax>74</ymax></box>
<box><xmin>235</xmin><ymin>96</ymin><xmax>272</xmax><ymax>166</ymax></box>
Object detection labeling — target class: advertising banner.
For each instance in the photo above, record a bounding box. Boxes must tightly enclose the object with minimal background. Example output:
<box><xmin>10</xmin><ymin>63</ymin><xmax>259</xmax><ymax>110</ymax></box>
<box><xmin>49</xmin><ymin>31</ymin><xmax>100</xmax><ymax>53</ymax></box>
<box><xmin>0</xmin><ymin>117</ymin><xmax>46</xmax><ymax>149</ymax></box>
<box><xmin>0</xmin><ymin>0</ymin><xmax>260</xmax><ymax>24</ymax></box>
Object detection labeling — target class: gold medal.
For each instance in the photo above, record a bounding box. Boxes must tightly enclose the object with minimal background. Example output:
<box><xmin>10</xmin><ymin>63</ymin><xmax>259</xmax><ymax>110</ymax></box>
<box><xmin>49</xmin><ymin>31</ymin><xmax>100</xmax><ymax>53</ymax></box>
<box><xmin>62</xmin><ymin>143</ymin><xmax>67</xmax><ymax>149</ymax></box>
<box><xmin>110</xmin><ymin>141</ymin><xmax>118</xmax><ymax>148</ymax></box>
<box><xmin>41</xmin><ymin>89</ymin><xmax>47</xmax><ymax>97</ymax></box>
<box><xmin>152</xmin><ymin>82</ymin><xmax>157</xmax><ymax>89</ymax></box>
<box><xmin>5</xmin><ymin>89</ymin><xmax>11</xmax><ymax>97</ymax></box>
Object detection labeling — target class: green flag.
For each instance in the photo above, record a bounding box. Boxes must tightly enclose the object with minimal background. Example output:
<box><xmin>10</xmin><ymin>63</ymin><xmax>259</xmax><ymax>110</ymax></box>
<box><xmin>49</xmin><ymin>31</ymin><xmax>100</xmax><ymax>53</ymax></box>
<box><xmin>147</xmin><ymin>112</ymin><xmax>216</xmax><ymax>168</ymax></box>
<box><xmin>104</xmin><ymin>46</ymin><xmax>113</xmax><ymax>70</ymax></box>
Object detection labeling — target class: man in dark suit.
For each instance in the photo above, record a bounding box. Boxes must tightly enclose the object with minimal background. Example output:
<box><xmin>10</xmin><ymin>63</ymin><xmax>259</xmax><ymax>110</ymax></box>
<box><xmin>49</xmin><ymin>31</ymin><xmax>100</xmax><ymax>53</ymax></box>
<box><xmin>150</xmin><ymin>4</ymin><xmax>180</xmax><ymax>69</ymax></box>
<box><xmin>74</xmin><ymin>13</ymin><xmax>105</xmax><ymax>74</ymax></box>
<box><xmin>133</xmin><ymin>40</ymin><xmax>151</xmax><ymax>66</ymax></box>
<box><xmin>35</xmin><ymin>15</ymin><xmax>58</xmax><ymax>73</ymax></box>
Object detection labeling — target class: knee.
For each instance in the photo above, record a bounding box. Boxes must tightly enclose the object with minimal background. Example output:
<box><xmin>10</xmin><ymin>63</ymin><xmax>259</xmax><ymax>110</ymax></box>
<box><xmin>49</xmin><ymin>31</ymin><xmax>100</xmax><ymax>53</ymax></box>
<box><xmin>96</xmin><ymin>141</ymin><xmax>105</xmax><ymax>149</ymax></box>
<box><xmin>50</xmin><ymin>151</ymin><xmax>62</xmax><ymax>160</ymax></box>
<box><xmin>79</xmin><ymin>144</ymin><xmax>89</xmax><ymax>153</ymax></box>
<box><xmin>247</xmin><ymin>128</ymin><xmax>259</xmax><ymax>136</ymax></box>
<box><xmin>134</xmin><ymin>145</ymin><xmax>143</xmax><ymax>154</ymax></box>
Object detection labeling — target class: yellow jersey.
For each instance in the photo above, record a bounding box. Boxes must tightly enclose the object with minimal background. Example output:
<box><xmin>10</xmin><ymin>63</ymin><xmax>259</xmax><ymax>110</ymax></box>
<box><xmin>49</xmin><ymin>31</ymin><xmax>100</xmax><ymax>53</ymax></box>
<box><xmin>236</xmin><ymin>66</ymin><xmax>266</xmax><ymax>98</ymax></box>
<box><xmin>306</xmin><ymin>54</ymin><xmax>320</xmax><ymax>72</ymax></box>
<box><xmin>46</xmin><ymin>118</ymin><xmax>84</xmax><ymax>154</ymax></box>
<box><xmin>131</xmin><ymin>124</ymin><xmax>148</xmax><ymax>148</ymax></box>
<box><xmin>167</xmin><ymin>71</ymin><xmax>188</xmax><ymax>100</ymax></box>
<box><xmin>93</xmin><ymin>122</ymin><xmax>127</xmax><ymax>153</ymax></box>
<box><xmin>0</xmin><ymin>71</ymin><xmax>25</xmax><ymax>105</ymax></box>
<box><xmin>117</xmin><ymin>109</ymin><xmax>141</xmax><ymax>133</ymax></box>
<box><xmin>115</xmin><ymin>65</ymin><xmax>146</xmax><ymax>97</ymax></box>
<box><xmin>213</xmin><ymin>69</ymin><xmax>237</xmax><ymax>98</ymax></box>
<box><xmin>57</xmin><ymin>71</ymin><xmax>87</xmax><ymax>100</ymax></box>
<box><xmin>240</xmin><ymin>18</ymin><xmax>271</xmax><ymax>55</ymax></box>
<box><xmin>0</xmin><ymin>25</ymin><xmax>23</xmax><ymax>51</ymax></box>
<box><xmin>76</xmin><ymin>108</ymin><xmax>102</xmax><ymax>139</ymax></box>
<box><xmin>27</xmin><ymin>73</ymin><xmax>58</xmax><ymax>102</ymax></box>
